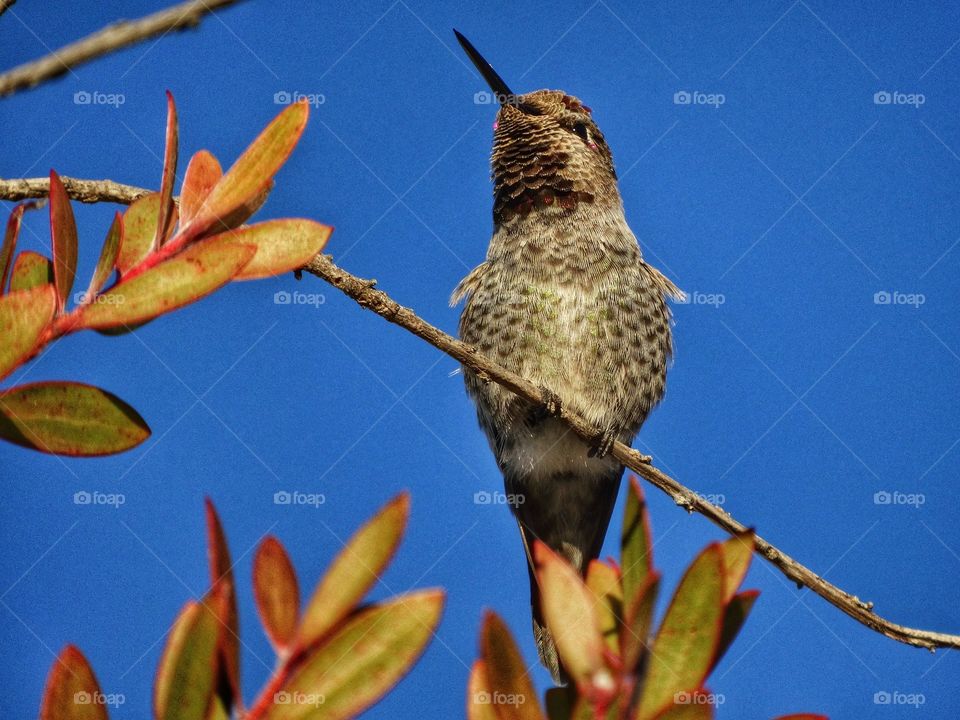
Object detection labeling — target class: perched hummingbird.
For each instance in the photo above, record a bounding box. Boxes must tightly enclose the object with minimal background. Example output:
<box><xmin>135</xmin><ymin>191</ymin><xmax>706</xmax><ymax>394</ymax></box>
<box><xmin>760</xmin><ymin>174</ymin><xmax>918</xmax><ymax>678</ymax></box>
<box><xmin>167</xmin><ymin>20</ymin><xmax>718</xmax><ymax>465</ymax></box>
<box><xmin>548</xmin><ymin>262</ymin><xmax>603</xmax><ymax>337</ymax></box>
<box><xmin>451</xmin><ymin>31</ymin><xmax>683</xmax><ymax>683</ymax></box>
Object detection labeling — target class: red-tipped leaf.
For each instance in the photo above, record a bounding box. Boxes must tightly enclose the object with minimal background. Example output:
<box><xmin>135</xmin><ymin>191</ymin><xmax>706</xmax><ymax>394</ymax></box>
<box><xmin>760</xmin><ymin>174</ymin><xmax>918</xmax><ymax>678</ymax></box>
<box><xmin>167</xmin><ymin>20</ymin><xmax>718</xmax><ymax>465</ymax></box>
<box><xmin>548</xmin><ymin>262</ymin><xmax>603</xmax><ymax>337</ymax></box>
<box><xmin>253</xmin><ymin>536</ymin><xmax>300</xmax><ymax>653</ymax></box>
<box><xmin>180</xmin><ymin>150</ymin><xmax>223</xmax><ymax>225</ymax></box>
<box><xmin>39</xmin><ymin>645</ymin><xmax>108</xmax><ymax>720</ymax></box>
<box><xmin>155</xmin><ymin>91</ymin><xmax>179</xmax><ymax>250</ymax></box>
<box><xmin>48</xmin><ymin>170</ymin><xmax>78</xmax><ymax>312</ymax></box>
<box><xmin>0</xmin><ymin>284</ymin><xmax>56</xmax><ymax>381</ymax></box>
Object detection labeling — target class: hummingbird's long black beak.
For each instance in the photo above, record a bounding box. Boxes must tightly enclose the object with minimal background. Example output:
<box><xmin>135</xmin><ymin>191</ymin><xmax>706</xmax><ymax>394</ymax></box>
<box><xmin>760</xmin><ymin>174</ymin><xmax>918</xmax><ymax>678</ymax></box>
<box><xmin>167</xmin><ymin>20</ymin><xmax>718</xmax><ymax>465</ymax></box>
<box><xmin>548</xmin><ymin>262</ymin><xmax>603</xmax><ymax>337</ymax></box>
<box><xmin>454</xmin><ymin>29</ymin><xmax>514</xmax><ymax>103</ymax></box>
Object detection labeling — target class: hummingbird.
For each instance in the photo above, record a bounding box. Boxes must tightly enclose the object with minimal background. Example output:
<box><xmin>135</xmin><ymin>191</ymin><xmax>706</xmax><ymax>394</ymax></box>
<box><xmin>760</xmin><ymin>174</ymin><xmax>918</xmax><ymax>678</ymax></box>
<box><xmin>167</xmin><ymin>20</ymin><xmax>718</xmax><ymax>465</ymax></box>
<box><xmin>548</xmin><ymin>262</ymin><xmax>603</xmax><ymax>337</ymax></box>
<box><xmin>451</xmin><ymin>30</ymin><xmax>683</xmax><ymax>683</ymax></box>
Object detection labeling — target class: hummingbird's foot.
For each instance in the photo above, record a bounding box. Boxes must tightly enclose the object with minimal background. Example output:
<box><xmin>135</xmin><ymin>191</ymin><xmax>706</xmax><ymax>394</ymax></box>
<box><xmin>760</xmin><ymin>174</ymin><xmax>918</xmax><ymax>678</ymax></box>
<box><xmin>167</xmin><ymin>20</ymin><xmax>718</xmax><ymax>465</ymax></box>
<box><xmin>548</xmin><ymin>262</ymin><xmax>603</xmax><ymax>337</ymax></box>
<box><xmin>588</xmin><ymin>427</ymin><xmax>619</xmax><ymax>459</ymax></box>
<box><xmin>539</xmin><ymin>386</ymin><xmax>562</xmax><ymax>416</ymax></box>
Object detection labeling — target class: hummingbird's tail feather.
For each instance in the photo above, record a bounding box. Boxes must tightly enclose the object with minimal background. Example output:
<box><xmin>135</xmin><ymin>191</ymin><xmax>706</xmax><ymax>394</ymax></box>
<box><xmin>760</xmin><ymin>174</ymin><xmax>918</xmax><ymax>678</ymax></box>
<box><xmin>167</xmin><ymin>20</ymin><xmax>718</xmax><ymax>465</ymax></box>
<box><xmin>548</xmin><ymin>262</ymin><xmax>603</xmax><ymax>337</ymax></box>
<box><xmin>511</xmin><ymin>462</ymin><xmax>623</xmax><ymax>685</ymax></box>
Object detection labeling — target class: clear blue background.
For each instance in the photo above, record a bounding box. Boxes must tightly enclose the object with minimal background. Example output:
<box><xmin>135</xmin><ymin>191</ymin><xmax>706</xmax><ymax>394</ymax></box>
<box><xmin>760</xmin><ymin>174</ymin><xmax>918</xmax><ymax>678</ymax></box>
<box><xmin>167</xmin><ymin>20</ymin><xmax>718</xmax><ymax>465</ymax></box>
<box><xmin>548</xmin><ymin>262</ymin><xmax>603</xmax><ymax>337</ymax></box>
<box><xmin>2</xmin><ymin>1</ymin><xmax>958</xmax><ymax>718</ymax></box>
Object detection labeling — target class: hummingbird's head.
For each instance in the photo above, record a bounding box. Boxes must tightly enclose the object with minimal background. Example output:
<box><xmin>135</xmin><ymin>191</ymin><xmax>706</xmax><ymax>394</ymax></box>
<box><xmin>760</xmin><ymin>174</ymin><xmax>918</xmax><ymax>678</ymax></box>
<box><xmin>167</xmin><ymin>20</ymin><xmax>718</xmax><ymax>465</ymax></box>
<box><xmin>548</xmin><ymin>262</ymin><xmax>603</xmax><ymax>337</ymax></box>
<box><xmin>454</xmin><ymin>31</ymin><xmax>619</xmax><ymax>224</ymax></box>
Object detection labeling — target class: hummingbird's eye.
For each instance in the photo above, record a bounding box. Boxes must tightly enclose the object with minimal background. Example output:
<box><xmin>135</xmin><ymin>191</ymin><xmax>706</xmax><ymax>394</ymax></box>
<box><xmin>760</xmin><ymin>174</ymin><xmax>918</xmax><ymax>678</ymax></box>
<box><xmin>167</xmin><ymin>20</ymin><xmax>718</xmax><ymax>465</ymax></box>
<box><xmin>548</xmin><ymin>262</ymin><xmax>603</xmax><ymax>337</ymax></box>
<box><xmin>571</xmin><ymin>122</ymin><xmax>590</xmax><ymax>143</ymax></box>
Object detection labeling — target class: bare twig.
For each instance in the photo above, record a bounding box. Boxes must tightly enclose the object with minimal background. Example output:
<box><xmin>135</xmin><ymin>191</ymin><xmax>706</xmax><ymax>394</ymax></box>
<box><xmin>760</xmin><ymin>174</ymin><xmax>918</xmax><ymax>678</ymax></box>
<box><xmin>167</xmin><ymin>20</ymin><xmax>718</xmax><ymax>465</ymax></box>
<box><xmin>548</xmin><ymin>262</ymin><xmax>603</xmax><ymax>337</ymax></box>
<box><xmin>0</xmin><ymin>176</ymin><xmax>153</xmax><ymax>204</ymax></box>
<box><xmin>0</xmin><ymin>0</ymin><xmax>249</xmax><ymax>97</ymax></box>
<box><xmin>6</xmin><ymin>176</ymin><xmax>958</xmax><ymax>652</ymax></box>
<box><xmin>300</xmin><ymin>253</ymin><xmax>960</xmax><ymax>653</ymax></box>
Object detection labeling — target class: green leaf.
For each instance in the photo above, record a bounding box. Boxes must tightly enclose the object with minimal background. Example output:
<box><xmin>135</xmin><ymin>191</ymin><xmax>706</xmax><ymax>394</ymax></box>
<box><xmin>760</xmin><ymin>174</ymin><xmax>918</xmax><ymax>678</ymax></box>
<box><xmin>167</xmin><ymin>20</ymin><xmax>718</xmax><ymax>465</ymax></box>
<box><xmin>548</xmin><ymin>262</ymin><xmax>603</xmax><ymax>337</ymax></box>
<box><xmin>155</xmin><ymin>91</ymin><xmax>179</xmax><ymax>250</ymax></box>
<box><xmin>48</xmin><ymin>170</ymin><xmax>78</xmax><ymax>312</ymax></box>
<box><xmin>117</xmin><ymin>193</ymin><xmax>177</xmax><ymax>275</ymax></box>
<box><xmin>620</xmin><ymin>573</ymin><xmax>660</xmax><ymax>675</ymax></box>
<box><xmin>211</xmin><ymin>219</ymin><xmax>332</xmax><ymax>280</ymax></box>
<box><xmin>0</xmin><ymin>381</ymin><xmax>150</xmax><ymax>456</ymax></box>
<box><xmin>710</xmin><ymin>590</ymin><xmax>758</xmax><ymax>673</ymax></box>
<box><xmin>154</xmin><ymin>597</ymin><xmax>223</xmax><ymax>720</ymax></box>
<box><xmin>466</xmin><ymin>661</ymin><xmax>500</xmax><ymax>720</ymax></box>
<box><xmin>182</xmin><ymin>101</ymin><xmax>309</xmax><ymax>242</ymax></box>
<box><xmin>2</xmin><ymin>202</ymin><xmax>35</xmax><ymax>293</ymax></box>
<box><xmin>480</xmin><ymin>611</ymin><xmax>545</xmax><ymax>720</ymax></box>
<box><xmin>636</xmin><ymin>545</ymin><xmax>725</xmax><ymax>720</ymax></box>
<box><xmin>622</xmin><ymin>476</ymin><xmax>653</xmax><ymax>605</ymax></box>
<box><xmin>0</xmin><ymin>284</ymin><xmax>56</xmax><ymax>381</ymax></box>
<box><xmin>9</xmin><ymin>251</ymin><xmax>54</xmax><ymax>293</ymax></box>
<box><xmin>180</xmin><ymin>150</ymin><xmax>223</xmax><ymax>225</ymax></box>
<box><xmin>82</xmin><ymin>212</ymin><xmax>123</xmax><ymax>304</ymax></box>
<box><xmin>254</xmin><ymin>535</ymin><xmax>300</xmax><ymax>653</ymax></box>
<box><xmin>205</xmin><ymin>499</ymin><xmax>241</xmax><ymax>711</ymax></box>
<box><xmin>298</xmin><ymin>493</ymin><xmax>409</xmax><ymax>647</ymax></box>
<box><xmin>535</xmin><ymin>542</ymin><xmax>610</xmax><ymax>690</ymax></box>
<box><xmin>718</xmin><ymin>531</ymin><xmax>754</xmax><ymax>604</ymax></box>
<box><xmin>39</xmin><ymin>645</ymin><xmax>108</xmax><ymax>720</ymax></box>
<box><xmin>76</xmin><ymin>238</ymin><xmax>254</xmax><ymax>330</ymax></box>
<box><xmin>585</xmin><ymin>560</ymin><xmax>623</xmax><ymax>655</ymax></box>
<box><xmin>266</xmin><ymin>589</ymin><xmax>444</xmax><ymax>720</ymax></box>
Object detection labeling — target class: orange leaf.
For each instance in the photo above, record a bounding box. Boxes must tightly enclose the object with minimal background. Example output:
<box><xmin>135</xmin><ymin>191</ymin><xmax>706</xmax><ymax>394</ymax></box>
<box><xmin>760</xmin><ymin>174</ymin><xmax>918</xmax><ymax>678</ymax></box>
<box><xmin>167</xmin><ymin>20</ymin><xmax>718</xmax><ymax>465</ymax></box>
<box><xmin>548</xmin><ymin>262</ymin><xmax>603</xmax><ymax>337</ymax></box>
<box><xmin>253</xmin><ymin>535</ymin><xmax>300</xmax><ymax>652</ymax></box>
<box><xmin>40</xmin><ymin>645</ymin><xmax>108</xmax><ymax>720</ymax></box>
<box><xmin>48</xmin><ymin>170</ymin><xmax>78</xmax><ymax>312</ymax></box>
<box><xmin>480</xmin><ymin>611</ymin><xmax>544</xmax><ymax>720</ymax></box>
<box><xmin>180</xmin><ymin>151</ymin><xmax>223</xmax><ymax>225</ymax></box>
<box><xmin>155</xmin><ymin>91</ymin><xmax>179</xmax><ymax>250</ymax></box>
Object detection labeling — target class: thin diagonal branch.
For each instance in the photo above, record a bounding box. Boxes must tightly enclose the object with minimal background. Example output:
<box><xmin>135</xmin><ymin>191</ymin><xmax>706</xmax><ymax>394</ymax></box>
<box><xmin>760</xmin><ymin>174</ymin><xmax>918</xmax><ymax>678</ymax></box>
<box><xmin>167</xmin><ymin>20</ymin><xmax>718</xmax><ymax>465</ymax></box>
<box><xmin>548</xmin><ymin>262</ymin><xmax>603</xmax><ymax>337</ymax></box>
<box><xmin>6</xmin><ymin>176</ymin><xmax>959</xmax><ymax>652</ymax></box>
<box><xmin>0</xmin><ymin>176</ymin><xmax>153</xmax><ymax>204</ymax></box>
<box><xmin>299</xmin><ymin>253</ymin><xmax>960</xmax><ymax>653</ymax></box>
<box><xmin>0</xmin><ymin>0</ymin><xmax>249</xmax><ymax>97</ymax></box>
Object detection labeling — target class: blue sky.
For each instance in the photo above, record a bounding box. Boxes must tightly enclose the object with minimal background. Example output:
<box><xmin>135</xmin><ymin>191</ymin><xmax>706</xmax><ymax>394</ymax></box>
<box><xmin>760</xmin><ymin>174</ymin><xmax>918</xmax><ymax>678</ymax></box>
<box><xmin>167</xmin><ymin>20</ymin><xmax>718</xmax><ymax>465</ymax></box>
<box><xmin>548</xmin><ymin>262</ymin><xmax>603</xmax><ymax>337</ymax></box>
<box><xmin>2</xmin><ymin>1</ymin><xmax>959</xmax><ymax>718</ymax></box>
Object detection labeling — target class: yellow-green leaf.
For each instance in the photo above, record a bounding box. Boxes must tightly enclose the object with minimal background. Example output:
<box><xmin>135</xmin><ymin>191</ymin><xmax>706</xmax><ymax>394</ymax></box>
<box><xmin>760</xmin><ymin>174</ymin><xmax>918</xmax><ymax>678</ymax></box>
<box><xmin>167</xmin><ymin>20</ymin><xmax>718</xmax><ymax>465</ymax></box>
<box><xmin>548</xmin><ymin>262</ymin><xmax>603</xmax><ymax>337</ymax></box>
<box><xmin>49</xmin><ymin>170</ymin><xmax>78</xmax><ymax>312</ymax></box>
<box><xmin>480</xmin><ymin>611</ymin><xmax>544</xmax><ymax>720</ymax></box>
<box><xmin>0</xmin><ymin>284</ymin><xmax>56</xmax><ymax>381</ymax></box>
<box><xmin>39</xmin><ymin>645</ymin><xmax>108</xmax><ymax>720</ymax></box>
<box><xmin>83</xmin><ymin>212</ymin><xmax>122</xmax><ymax>303</ymax></box>
<box><xmin>211</xmin><ymin>219</ymin><xmax>332</xmax><ymax>280</ymax></box>
<box><xmin>117</xmin><ymin>193</ymin><xmax>177</xmax><ymax>275</ymax></box>
<box><xmin>0</xmin><ymin>381</ymin><xmax>149</xmax><ymax>456</ymax></box>
<box><xmin>254</xmin><ymin>535</ymin><xmax>300</xmax><ymax>652</ymax></box>
<box><xmin>298</xmin><ymin>493</ymin><xmax>409</xmax><ymax>647</ymax></box>
<box><xmin>9</xmin><ymin>251</ymin><xmax>54</xmax><ymax>293</ymax></box>
<box><xmin>718</xmin><ymin>531</ymin><xmax>754</xmax><ymax>604</ymax></box>
<box><xmin>77</xmin><ymin>239</ymin><xmax>254</xmax><ymax>330</ymax></box>
<box><xmin>183</xmin><ymin>101</ymin><xmax>309</xmax><ymax>241</ymax></box>
<box><xmin>636</xmin><ymin>545</ymin><xmax>725</xmax><ymax>720</ymax></box>
<box><xmin>154</xmin><ymin>598</ymin><xmax>223</xmax><ymax>720</ymax></box>
<box><xmin>621</xmin><ymin>573</ymin><xmax>659</xmax><ymax>675</ymax></box>
<box><xmin>266</xmin><ymin>589</ymin><xmax>444</xmax><ymax>720</ymax></box>
<box><xmin>622</xmin><ymin>477</ymin><xmax>653</xmax><ymax>604</ymax></box>
<box><xmin>585</xmin><ymin>560</ymin><xmax>623</xmax><ymax>655</ymax></box>
<box><xmin>710</xmin><ymin>590</ymin><xmax>758</xmax><ymax>673</ymax></box>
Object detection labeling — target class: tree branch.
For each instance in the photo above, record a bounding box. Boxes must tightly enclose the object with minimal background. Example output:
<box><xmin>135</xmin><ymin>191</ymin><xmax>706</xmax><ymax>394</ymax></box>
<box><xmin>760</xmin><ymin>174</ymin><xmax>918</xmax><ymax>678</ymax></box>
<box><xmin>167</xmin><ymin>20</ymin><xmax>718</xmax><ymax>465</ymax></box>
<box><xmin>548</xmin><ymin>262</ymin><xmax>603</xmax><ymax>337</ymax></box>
<box><xmin>299</xmin><ymin>253</ymin><xmax>960</xmax><ymax>653</ymax></box>
<box><xmin>6</xmin><ymin>175</ymin><xmax>958</xmax><ymax>651</ymax></box>
<box><xmin>0</xmin><ymin>0</ymin><xmax>249</xmax><ymax>97</ymax></box>
<box><xmin>0</xmin><ymin>176</ymin><xmax>153</xmax><ymax>204</ymax></box>
<box><xmin>0</xmin><ymin>1</ymin><xmax>17</xmax><ymax>19</ymax></box>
